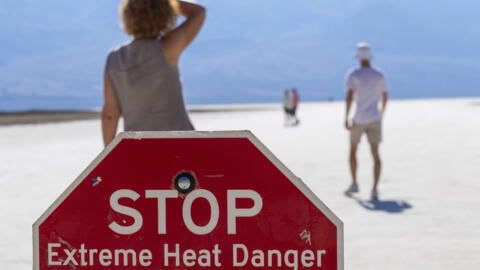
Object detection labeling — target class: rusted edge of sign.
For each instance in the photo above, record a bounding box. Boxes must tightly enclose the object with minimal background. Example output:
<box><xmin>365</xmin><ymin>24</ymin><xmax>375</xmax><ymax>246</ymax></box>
<box><xmin>32</xmin><ymin>131</ymin><xmax>344</xmax><ymax>270</ymax></box>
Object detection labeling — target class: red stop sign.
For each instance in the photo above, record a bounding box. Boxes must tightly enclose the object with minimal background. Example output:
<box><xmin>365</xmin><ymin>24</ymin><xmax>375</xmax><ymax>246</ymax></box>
<box><xmin>33</xmin><ymin>131</ymin><xmax>343</xmax><ymax>270</ymax></box>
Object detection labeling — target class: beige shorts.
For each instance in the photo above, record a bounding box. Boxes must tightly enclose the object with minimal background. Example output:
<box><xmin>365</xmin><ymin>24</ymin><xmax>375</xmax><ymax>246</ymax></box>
<box><xmin>350</xmin><ymin>120</ymin><xmax>382</xmax><ymax>144</ymax></box>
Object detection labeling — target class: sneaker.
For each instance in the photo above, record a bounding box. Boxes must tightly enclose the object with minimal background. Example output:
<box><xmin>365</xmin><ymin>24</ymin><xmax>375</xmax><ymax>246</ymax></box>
<box><xmin>345</xmin><ymin>183</ymin><xmax>359</xmax><ymax>194</ymax></box>
<box><xmin>371</xmin><ymin>189</ymin><xmax>379</xmax><ymax>201</ymax></box>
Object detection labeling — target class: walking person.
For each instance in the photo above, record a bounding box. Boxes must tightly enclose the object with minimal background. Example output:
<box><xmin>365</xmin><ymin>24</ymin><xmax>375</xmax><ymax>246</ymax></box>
<box><xmin>283</xmin><ymin>89</ymin><xmax>293</xmax><ymax>125</ymax></box>
<box><xmin>344</xmin><ymin>42</ymin><xmax>388</xmax><ymax>201</ymax></box>
<box><xmin>102</xmin><ymin>0</ymin><xmax>206</xmax><ymax>146</ymax></box>
<box><xmin>291</xmin><ymin>88</ymin><xmax>300</xmax><ymax>125</ymax></box>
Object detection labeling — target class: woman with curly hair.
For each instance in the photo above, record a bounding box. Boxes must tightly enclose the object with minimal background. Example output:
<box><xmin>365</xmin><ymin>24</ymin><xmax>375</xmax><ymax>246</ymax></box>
<box><xmin>102</xmin><ymin>0</ymin><xmax>206</xmax><ymax>146</ymax></box>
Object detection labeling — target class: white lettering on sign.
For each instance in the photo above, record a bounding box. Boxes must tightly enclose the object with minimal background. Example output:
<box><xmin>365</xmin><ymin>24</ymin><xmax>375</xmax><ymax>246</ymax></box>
<box><xmin>145</xmin><ymin>190</ymin><xmax>178</xmax><ymax>234</ymax></box>
<box><xmin>47</xmin><ymin>242</ymin><xmax>152</xmax><ymax>267</ymax></box>
<box><xmin>47</xmin><ymin>242</ymin><xmax>327</xmax><ymax>269</ymax></box>
<box><xmin>182</xmin><ymin>189</ymin><xmax>219</xmax><ymax>235</ymax></box>
<box><xmin>227</xmin><ymin>190</ymin><xmax>263</xmax><ymax>234</ymax></box>
<box><xmin>232</xmin><ymin>244</ymin><xmax>326</xmax><ymax>270</ymax></box>
<box><xmin>108</xmin><ymin>189</ymin><xmax>262</xmax><ymax>235</ymax></box>
<box><xmin>108</xmin><ymin>189</ymin><xmax>143</xmax><ymax>235</ymax></box>
<box><xmin>164</xmin><ymin>243</ymin><xmax>222</xmax><ymax>267</ymax></box>
<box><xmin>47</xmin><ymin>243</ymin><xmax>61</xmax><ymax>266</ymax></box>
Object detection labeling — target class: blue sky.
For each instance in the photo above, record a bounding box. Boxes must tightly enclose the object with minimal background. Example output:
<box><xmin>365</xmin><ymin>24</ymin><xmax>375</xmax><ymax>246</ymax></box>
<box><xmin>0</xmin><ymin>0</ymin><xmax>479</xmax><ymax>111</ymax></box>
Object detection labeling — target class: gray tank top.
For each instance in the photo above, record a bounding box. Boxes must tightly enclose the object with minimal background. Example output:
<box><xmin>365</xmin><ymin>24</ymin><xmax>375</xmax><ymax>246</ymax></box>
<box><xmin>106</xmin><ymin>39</ymin><xmax>194</xmax><ymax>131</ymax></box>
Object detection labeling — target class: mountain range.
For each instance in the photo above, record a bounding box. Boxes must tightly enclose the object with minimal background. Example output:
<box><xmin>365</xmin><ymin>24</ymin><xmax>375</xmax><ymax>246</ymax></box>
<box><xmin>1</xmin><ymin>0</ymin><xmax>479</xmax><ymax>111</ymax></box>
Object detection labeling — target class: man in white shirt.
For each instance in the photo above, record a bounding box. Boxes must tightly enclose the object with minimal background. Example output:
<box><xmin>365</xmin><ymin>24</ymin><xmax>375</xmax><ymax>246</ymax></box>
<box><xmin>344</xmin><ymin>42</ymin><xmax>388</xmax><ymax>201</ymax></box>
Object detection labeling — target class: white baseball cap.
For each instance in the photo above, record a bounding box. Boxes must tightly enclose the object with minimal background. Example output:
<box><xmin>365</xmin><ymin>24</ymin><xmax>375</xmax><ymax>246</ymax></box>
<box><xmin>354</xmin><ymin>42</ymin><xmax>373</xmax><ymax>60</ymax></box>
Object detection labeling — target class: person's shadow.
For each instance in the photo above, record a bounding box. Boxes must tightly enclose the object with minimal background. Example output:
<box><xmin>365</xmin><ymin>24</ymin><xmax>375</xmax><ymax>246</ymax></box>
<box><xmin>357</xmin><ymin>199</ymin><xmax>412</xmax><ymax>213</ymax></box>
<box><xmin>346</xmin><ymin>194</ymin><xmax>413</xmax><ymax>213</ymax></box>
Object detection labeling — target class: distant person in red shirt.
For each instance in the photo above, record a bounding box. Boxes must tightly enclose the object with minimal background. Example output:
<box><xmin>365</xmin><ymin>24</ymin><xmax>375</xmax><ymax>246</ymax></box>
<box><xmin>291</xmin><ymin>88</ymin><xmax>300</xmax><ymax>125</ymax></box>
<box><xmin>283</xmin><ymin>89</ymin><xmax>293</xmax><ymax>125</ymax></box>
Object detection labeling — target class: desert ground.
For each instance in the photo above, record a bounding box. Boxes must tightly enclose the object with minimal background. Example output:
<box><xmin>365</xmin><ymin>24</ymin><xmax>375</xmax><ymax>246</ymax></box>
<box><xmin>1</xmin><ymin>98</ymin><xmax>479</xmax><ymax>269</ymax></box>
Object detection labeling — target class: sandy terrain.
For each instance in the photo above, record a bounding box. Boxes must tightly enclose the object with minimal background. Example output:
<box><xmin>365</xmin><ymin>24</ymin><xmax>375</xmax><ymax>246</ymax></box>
<box><xmin>0</xmin><ymin>105</ymin><xmax>278</xmax><ymax>126</ymax></box>
<box><xmin>0</xmin><ymin>111</ymin><xmax>101</xmax><ymax>126</ymax></box>
<box><xmin>1</xmin><ymin>98</ymin><xmax>479</xmax><ymax>269</ymax></box>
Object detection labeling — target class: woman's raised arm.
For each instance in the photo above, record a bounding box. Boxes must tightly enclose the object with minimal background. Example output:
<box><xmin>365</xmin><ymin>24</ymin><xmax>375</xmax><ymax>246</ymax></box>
<box><xmin>162</xmin><ymin>1</ymin><xmax>206</xmax><ymax>66</ymax></box>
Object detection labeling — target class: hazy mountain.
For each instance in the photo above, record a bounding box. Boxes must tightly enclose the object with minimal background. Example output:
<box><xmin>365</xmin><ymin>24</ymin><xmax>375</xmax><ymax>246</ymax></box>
<box><xmin>0</xmin><ymin>0</ymin><xmax>479</xmax><ymax>110</ymax></box>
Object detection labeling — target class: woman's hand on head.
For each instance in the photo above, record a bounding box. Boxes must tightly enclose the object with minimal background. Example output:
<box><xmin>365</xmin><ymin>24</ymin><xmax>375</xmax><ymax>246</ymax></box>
<box><xmin>162</xmin><ymin>1</ymin><xmax>206</xmax><ymax>66</ymax></box>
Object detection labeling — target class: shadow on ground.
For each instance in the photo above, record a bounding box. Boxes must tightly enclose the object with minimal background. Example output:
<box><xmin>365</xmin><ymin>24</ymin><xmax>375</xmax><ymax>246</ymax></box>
<box><xmin>346</xmin><ymin>194</ymin><xmax>413</xmax><ymax>213</ymax></box>
<box><xmin>357</xmin><ymin>200</ymin><xmax>412</xmax><ymax>213</ymax></box>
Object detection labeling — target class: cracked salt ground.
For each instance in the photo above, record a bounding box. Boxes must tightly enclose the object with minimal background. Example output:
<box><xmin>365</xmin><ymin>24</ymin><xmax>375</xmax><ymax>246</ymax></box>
<box><xmin>1</xmin><ymin>99</ymin><xmax>480</xmax><ymax>269</ymax></box>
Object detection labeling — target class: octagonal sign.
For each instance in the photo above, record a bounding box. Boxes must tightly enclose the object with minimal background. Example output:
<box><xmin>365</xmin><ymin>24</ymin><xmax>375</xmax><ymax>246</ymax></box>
<box><xmin>33</xmin><ymin>131</ymin><xmax>343</xmax><ymax>270</ymax></box>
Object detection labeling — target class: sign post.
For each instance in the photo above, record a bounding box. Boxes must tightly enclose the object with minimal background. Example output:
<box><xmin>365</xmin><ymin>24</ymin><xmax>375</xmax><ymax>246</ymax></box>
<box><xmin>34</xmin><ymin>131</ymin><xmax>343</xmax><ymax>269</ymax></box>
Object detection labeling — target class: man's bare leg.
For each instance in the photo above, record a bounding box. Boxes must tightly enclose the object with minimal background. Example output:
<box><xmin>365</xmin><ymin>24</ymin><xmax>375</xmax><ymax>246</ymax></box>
<box><xmin>369</xmin><ymin>143</ymin><xmax>381</xmax><ymax>190</ymax></box>
<box><xmin>349</xmin><ymin>142</ymin><xmax>358</xmax><ymax>184</ymax></box>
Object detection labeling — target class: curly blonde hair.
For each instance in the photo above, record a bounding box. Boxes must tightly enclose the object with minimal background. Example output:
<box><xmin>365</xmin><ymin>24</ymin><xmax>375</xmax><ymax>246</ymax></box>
<box><xmin>120</xmin><ymin>0</ymin><xmax>179</xmax><ymax>39</ymax></box>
